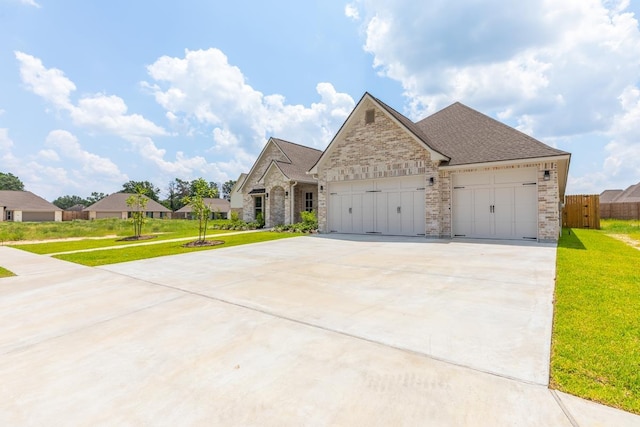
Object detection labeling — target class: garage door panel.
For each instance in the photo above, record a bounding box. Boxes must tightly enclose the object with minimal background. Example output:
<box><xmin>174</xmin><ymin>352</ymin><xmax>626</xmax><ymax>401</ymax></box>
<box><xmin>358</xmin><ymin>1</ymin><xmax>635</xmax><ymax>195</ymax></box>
<box><xmin>452</xmin><ymin>169</ymin><xmax>538</xmax><ymax>240</ymax></box>
<box><xmin>452</xmin><ymin>189</ymin><xmax>473</xmax><ymax>237</ymax></box>
<box><xmin>494</xmin><ymin>187</ymin><xmax>515</xmax><ymax>238</ymax></box>
<box><xmin>328</xmin><ymin>176</ymin><xmax>425</xmax><ymax>236</ymax></box>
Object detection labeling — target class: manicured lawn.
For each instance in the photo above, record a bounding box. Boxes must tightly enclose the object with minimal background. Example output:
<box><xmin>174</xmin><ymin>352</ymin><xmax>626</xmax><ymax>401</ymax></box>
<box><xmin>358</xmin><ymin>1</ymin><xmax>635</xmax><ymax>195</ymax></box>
<box><xmin>0</xmin><ymin>218</ymin><xmax>228</xmax><ymax>242</ymax></box>
<box><xmin>0</xmin><ymin>266</ymin><xmax>15</xmax><ymax>278</ymax></box>
<box><xmin>54</xmin><ymin>232</ymin><xmax>303</xmax><ymax>266</ymax></box>
<box><xmin>10</xmin><ymin>229</ymin><xmax>236</xmax><ymax>255</ymax></box>
<box><xmin>551</xmin><ymin>227</ymin><xmax>640</xmax><ymax>414</ymax></box>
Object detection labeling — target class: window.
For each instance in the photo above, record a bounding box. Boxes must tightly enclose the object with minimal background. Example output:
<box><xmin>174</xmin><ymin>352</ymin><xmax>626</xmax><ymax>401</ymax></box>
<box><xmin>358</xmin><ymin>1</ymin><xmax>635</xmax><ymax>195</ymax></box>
<box><xmin>146</xmin><ymin>212</ymin><xmax>154</xmax><ymax>218</ymax></box>
<box><xmin>365</xmin><ymin>109</ymin><xmax>375</xmax><ymax>124</ymax></box>
<box><xmin>305</xmin><ymin>192</ymin><xmax>313</xmax><ymax>212</ymax></box>
<box><xmin>254</xmin><ymin>196</ymin><xmax>263</xmax><ymax>219</ymax></box>
<box><xmin>6</xmin><ymin>210</ymin><xmax>12</xmax><ymax>221</ymax></box>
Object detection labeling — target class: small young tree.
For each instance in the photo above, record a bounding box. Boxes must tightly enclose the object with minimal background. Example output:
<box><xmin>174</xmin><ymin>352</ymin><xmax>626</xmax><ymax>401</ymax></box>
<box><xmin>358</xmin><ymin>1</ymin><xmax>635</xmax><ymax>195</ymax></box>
<box><xmin>126</xmin><ymin>187</ymin><xmax>149</xmax><ymax>239</ymax></box>
<box><xmin>182</xmin><ymin>178</ymin><xmax>215</xmax><ymax>243</ymax></box>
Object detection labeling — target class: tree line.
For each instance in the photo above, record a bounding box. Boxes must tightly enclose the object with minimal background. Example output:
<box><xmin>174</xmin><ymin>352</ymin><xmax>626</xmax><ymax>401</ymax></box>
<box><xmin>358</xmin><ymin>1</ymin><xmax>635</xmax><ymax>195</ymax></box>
<box><xmin>0</xmin><ymin>172</ymin><xmax>236</xmax><ymax>211</ymax></box>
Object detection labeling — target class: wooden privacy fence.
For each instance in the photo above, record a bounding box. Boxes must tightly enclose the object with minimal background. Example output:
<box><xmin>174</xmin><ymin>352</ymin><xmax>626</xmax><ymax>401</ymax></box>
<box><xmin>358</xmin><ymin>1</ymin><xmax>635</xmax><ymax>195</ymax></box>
<box><xmin>62</xmin><ymin>211</ymin><xmax>89</xmax><ymax>221</ymax></box>
<box><xmin>563</xmin><ymin>194</ymin><xmax>600</xmax><ymax>229</ymax></box>
<box><xmin>600</xmin><ymin>202</ymin><xmax>640</xmax><ymax>220</ymax></box>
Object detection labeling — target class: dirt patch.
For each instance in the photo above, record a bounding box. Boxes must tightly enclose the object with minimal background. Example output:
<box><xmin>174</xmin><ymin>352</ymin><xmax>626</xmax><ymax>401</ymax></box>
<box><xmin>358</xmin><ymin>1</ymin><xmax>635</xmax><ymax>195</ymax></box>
<box><xmin>609</xmin><ymin>234</ymin><xmax>640</xmax><ymax>250</ymax></box>
<box><xmin>117</xmin><ymin>235</ymin><xmax>158</xmax><ymax>242</ymax></box>
<box><xmin>182</xmin><ymin>240</ymin><xmax>224</xmax><ymax>248</ymax></box>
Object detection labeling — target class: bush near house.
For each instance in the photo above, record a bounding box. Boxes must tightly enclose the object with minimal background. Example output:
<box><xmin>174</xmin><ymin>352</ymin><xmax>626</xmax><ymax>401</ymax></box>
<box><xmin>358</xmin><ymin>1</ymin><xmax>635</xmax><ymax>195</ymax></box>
<box><xmin>274</xmin><ymin>210</ymin><xmax>318</xmax><ymax>233</ymax></box>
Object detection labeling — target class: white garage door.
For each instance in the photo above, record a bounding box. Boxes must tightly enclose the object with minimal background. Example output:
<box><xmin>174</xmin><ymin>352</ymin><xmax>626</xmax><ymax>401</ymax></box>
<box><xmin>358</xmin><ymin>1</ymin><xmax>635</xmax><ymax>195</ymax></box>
<box><xmin>328</xmin><ymin>176</ymin><xmax>425</xmax><ymax>236</ymax></box>
<box><xmin>452</xmin><ymin>169</ymin><xmax>538</xmax><ymax>240</ymax></box>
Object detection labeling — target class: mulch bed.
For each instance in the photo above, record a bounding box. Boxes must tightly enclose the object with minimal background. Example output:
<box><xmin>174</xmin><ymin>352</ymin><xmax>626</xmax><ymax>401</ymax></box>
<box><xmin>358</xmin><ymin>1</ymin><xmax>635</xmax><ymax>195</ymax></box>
<box><xmin>182</xmin><ymin>240</ymin><xmax>225</xmax><ymax>248</ymax></box>
<box><xmin>117</xmin><ymin>235</ymin><xmax>158</xmax><ymax>242</ymax></box>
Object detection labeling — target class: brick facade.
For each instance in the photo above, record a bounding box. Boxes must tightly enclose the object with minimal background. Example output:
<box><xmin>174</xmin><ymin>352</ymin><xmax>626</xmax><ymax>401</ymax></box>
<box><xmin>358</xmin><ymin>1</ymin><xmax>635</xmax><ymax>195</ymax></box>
<box><xmin>314</xmin><ymin>99</ymin><xmax>564</xmax><ymax>241</ymax></box>
<box><xmin>242</xmin><ymin>140</ymin><xmax>319</xmax><ymax>227</ymax></box>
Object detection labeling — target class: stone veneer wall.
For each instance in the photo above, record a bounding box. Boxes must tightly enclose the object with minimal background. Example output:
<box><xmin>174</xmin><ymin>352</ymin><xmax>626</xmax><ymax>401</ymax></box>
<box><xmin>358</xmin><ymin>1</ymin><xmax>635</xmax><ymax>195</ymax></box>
<box><xmin>293</xmin><ymin>183</ymin><xmax>318</xmax><ymax>223</ymax></box>
<box><xmin>242</xmin><ymin>142</ymin><xmax>289</xmax><ymax>222</ymax></box>
<box><xmin>317</xmin><ymin>98</ymin><xmax>438</xmax><ymax>235</ymax></box>
<box><xmin>263</xmin><ymin>166</ymin><xmax>291</xmax><ymax>227</ymax></box>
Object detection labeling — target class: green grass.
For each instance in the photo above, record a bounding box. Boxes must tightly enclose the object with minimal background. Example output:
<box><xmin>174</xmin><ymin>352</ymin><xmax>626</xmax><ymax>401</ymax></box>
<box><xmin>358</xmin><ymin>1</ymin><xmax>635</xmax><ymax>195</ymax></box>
<box><xmin>551</xmin><ymin>227</ymin><xmax>640</xmax><ymax>414</ymax></box>
<box><xmin>600</xmin><ymin>219</ymin><xmax>640</xmax><ymax>242</ymax></box>
<box><xmin>0</xmin><ymin>266</ymin><xmax>15</xmax><ymax>278</ymax></box>
<box><xmin>10</xmin><ymin>229</ymin><xmax>236</xmax><ymax>255</ymax></box>
<box><xmin>54</xmin><ymin>232</ymin><xmax>303</xmax><ymax>266</ymax></box>
<box><xmin>0</xmin><ymin>218</ymin><xmax>222</xmax><ymax>242</ymax></box>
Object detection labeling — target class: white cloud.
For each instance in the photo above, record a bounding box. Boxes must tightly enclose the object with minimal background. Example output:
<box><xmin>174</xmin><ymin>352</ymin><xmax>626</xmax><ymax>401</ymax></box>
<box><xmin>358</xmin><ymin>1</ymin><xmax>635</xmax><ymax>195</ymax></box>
<box><xmin>345</xmin><ymin>3</ymin><xmax>360</xmax><ymax>20</ymax></box>
<box><xmin>37</xmin><ymin>149</ymin><xmax>60</xmax><ymax>162</ymax></box>
<box><xmin>15</xmin><ymin>51</ymin><xmax>75</xmax><ymax>109</ymax></box>
<box><xmin>19</xmin><ymin>0</ymin><xmax>41</xmax><ymax>8</ymax></box>
<box><xmin>45</xmin><ymin>130</ymin><xmax>128</xmax><ymax>181</ymax></box>
<box><xmin>353</xmin><ymin>0</ymin><xmax>640</xmax><ymax>192</ymax></box>
<box><xmin>145</xmin><ymin>48</ymin><xmax>355</xmax><ymax>153</ymax></box>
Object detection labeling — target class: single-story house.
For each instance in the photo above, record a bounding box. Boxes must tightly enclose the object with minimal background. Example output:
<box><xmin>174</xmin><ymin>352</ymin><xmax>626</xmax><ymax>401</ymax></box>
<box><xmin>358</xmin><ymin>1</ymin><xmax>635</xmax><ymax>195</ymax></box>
<box><xmin>229</xmin><ymin>173</ymin><xmax>247</xmax><ymax>218</ymax></box>
<box><xmin>242</xmin><ymin>93</ymin><xmax>570</xmax><ymax>242</ymax></box>
<box><xmin>240</xmin><ymin>138</ymin><xmax>322</xmax><ymax>227</ymax></box>
<box><xmin>0</xmin><ymin>190</ymin><xmax>62</xmax><ymax>222</ymax></box>
<box><xmin>83</xmin><ymin>193</ymin><xmax>172</xmax><ymax>220</ymax></box>
<box><xmin>174</xmin><ymin>198</ymin><xmax>231</xmax><ymax>219</ymax></box>
<box><xmin>600</xmin><ymin>182</ymin><xmax>640</xmax><ymax>219</ymax></box>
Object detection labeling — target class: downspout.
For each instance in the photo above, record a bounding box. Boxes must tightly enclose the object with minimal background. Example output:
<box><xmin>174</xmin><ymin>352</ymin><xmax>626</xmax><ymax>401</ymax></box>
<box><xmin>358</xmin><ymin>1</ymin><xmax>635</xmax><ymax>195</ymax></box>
<box><xmin>290</xmin><ymin>181</ymin><xmax>298</xmax><ymax>225</ymax></box>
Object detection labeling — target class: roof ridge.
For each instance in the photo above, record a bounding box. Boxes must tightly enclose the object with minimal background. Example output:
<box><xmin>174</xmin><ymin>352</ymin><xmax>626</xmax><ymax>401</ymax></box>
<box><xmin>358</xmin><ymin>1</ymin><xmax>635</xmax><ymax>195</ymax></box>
<box><xmin>271</xmin><ymin>137</ymin><xmax>323</xmax><ymax>153</ymax></box>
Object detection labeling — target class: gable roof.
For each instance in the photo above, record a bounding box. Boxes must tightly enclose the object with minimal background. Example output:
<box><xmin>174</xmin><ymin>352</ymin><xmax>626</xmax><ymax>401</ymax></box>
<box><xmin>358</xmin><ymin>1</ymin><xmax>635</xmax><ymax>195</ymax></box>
<box><xmin>242</xmin><ymin>137</ymin><xmax>322</xmax><ymax>189</ymax></box>
<box><xmin>230</xmin><ymin>173</ymin><xmax>247</xmax><ymax>195</ymax></box>
<box><xmin>175</xmin><ymin>198</ymin><xmax>230</xmax><ymax>213</ymax></box>
<box><xmin>83</xmin><ymin>193</ymin><xmax>171</xmax><ymax>212</ymax></box>
<box><xmin>0</xmin><ymin>191</ymin><xmax>61</xmax><ymax>212</ymax></box>
<box><xmin>601</xmin><ymin>182</ymin><xmax>640</xmax><ymax>203</ymax></box>
<box><xmin>415</xmin><ymin>102</ymin><xmax>570</xmax><ymax>166</ymax></box>
<box><xmin>309</xmin><ymin>93</ymin><xmax>449</xmax><ymax>174</ymax></box>
<box><xmin>599</xmin><ymin>189</ymin><xmax>624</xmax><ymax>203</ymax></box>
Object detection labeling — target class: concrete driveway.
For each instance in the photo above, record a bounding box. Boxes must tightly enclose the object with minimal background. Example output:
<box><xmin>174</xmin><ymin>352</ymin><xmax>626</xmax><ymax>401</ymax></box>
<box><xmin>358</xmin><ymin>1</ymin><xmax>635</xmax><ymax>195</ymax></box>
<box><xmin>0</xmin><ymin>236</ymin><xmax>638</xmax><ymax>426</ymax></box>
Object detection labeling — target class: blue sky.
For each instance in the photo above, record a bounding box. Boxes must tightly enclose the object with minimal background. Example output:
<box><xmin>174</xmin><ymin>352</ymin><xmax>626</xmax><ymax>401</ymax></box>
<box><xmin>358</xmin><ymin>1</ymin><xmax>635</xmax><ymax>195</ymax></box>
<box><xmin>1</xmin><ymin>0</ymin><xmax>639</xmax><ymax>201</ymax></box>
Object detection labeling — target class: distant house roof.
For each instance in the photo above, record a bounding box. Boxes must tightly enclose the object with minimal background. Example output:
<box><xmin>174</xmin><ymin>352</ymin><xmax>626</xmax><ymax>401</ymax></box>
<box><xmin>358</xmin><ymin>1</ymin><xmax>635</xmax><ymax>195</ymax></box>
<box><xmin>601</xmin><ymin>182</ymin><xmax>640</xmax><ymax>203</ymax></box>
<box><xmin>66</xmin><ymin>204</ymin><xmax>86</xmax><ymax>212</ymax></box>
<box><xmin>175</xmin><ymin>198</ymin><xmax>230</xmax><ymax>213</ymax></box>
<box><xmin>415</xmin><ymin>102</ymin><xmax>570</xmax><ymax>166</ymax></box>
<box><xmin>600</xmin><ymin>189</ymin><xmax>624</xmax><ymax>203</ymax></box>
<box><xmin>0</xmin><ymin>191</ymin><xmax>61</xmax><ymax>212</ymax></box>
<box><xmin>83</xmin><ymin>193</ymin><xmax>171</xmax><ymax>212</ymax></box>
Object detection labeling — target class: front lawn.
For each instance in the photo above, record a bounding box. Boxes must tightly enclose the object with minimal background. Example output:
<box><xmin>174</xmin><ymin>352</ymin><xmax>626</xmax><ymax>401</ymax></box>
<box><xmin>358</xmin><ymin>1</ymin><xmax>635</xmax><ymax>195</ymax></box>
<box><xmin>0</xmin><ymin>266</ymin><xmax>15</xmax><ymax>278</ymax></box>
<box><xmin>54</xmin><ymin>231</ymin><xmax>302</xmax><ymax>266</ymax></box>
<box><xmin>551</xmin><ymin>227</ymin><xmax>640</xmax><ymax>414</ymax></box>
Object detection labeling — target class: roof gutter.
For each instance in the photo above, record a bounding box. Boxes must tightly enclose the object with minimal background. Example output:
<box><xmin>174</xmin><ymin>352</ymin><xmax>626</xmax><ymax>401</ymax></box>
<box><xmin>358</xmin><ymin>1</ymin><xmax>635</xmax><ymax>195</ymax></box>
<box><xmin>438</xmin><ymin>154</ymin><xmax>571</xmax><ymax>170</ymax></box>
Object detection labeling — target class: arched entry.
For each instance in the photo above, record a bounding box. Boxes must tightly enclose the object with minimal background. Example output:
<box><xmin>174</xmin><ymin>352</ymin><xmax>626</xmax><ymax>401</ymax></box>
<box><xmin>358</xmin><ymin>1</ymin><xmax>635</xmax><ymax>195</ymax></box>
<box><xmin>269</xmin><ymin>186</ymin><xmax>285</xmax><ymax>227</ymax></box>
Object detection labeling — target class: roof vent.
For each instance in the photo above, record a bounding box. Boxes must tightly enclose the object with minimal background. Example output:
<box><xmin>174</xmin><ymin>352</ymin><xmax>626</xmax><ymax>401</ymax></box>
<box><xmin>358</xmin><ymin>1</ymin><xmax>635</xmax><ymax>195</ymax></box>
<box><xmin>365</xmin><ymin>109</ymin><xmax>375</xmax><ymax>124</ymax></box>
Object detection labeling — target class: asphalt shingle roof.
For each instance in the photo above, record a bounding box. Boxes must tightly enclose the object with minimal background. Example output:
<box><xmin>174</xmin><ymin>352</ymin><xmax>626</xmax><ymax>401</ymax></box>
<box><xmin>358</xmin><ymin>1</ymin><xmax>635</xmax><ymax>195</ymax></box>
<box><xmin>415</xmin><ymin>102</ymin><xmax>569</xmax><ymax>166</ymax></box>
<box><xmin>601</xmin><ymin>182</ymin><xmax>640</xmax><ymax>203</ymax></box>
<box><xmin>270</xmin><ymin>138</ymin><xmax>322</xmax><ymax>183</ymax></box>
<box><xmin>0</xmin><ymin>191</ymin><xmax>61</xmax><ymax>211</ymax></box>
<box><xmin>84</xmin><ymin>193</ymin><xmax>171</xmax><ymax>212</ymax></box>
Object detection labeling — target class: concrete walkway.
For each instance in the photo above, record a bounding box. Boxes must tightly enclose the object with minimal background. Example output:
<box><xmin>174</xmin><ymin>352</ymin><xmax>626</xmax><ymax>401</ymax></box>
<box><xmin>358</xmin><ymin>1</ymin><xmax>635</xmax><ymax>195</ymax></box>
<box><xmin>0</xmin><ymin>237</ymin><xmax>638</xmax><ymax>426</ymax></box>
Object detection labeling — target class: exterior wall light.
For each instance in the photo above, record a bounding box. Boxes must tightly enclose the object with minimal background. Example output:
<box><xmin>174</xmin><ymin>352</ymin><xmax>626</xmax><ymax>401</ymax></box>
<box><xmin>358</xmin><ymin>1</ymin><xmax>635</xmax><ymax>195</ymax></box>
<box><xmin>265</xmin><ymin>193</ymin><xmax>269</xmax><ymax>198</ymax></box>
<box><xmin>543</xmin><ymin>170</ymin><xmax>550</xmax><ymax>181</ymax></box>
<box><xmin>429</xmin><ymin>177</ymin><xmax>435</xmax><ymax>186</ymax></box>
<box><xmin>285</xmin><ymin>191</ymin><xmax>289</xmax><ymax>197</ymax></box>
<box><xmin>320</xmin><ymin>185</ymin><xmax>324</xmax><ymax>191</ymax></box>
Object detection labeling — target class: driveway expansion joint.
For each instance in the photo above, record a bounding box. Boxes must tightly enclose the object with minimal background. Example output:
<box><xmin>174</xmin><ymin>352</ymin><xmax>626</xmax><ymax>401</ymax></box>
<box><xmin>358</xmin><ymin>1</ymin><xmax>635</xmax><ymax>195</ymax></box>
<box><xmin>550</xmin><ymin>389</ymin><xmax>580</xmax><ymax>427</ymax></box>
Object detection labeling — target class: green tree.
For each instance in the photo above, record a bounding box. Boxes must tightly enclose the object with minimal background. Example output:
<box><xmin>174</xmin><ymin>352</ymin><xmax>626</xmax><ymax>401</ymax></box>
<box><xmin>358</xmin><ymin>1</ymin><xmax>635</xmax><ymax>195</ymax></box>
<box><xmin>222</xmin><ymin>179</ymin><xmax>236</xmax><ymax>201</ymax></box>
<box><xmin>52</xmin><ymin>195</ymin><xmax>89</xmax><ymax>210</ymax></box>
<box><xmin>164</xmin><ymin>178</ymin><xmax>191</xmax><ymax>210</ymax></box>
<box><xmin>182</xmin><ymin>178</ymin><xmax>215</xmax><ymax>243</ymax></box>
<box><xmin>125</xmin><ymin>186</ymin><xmax>149</xmax><ymax>238</ymax></box>
<box><xmin>121</xmin><ymin>180</ymin><xmax>160</xmax><ymax>202</ymax></box>
<box><xmin>0</xmin><ymin>172</ymin><xmax>25</xmax><ymax>191</ymax></box>
<box><xmin>86</xmin><ymin>192</ymin><xmax>107</xmax><ymax>205</ymax></box>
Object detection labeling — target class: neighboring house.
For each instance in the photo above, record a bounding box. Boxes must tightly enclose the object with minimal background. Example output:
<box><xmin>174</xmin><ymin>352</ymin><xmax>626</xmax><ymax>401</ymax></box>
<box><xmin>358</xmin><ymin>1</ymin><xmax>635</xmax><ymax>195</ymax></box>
<box><xmin>174</xmin><ymin>198</ymin><xmax>231</xmax><ymax>219</ymax></box>
<box><xmin>229</xmin><ymin>173</ymin><xmax>247</xmax><ymax>218</ymax></box>
<box><xmin>307</xmin><ymin>93</ymin><xmax>570</xmax><ymax>242</ymax></box>
<box><xmin>600</xmin><ymin>182</ymin><xmax>640</xmax><ymax>219</ymax></box>
<box><xmin>83</xmin><ymin>193</ymin><xmax>171</xmax><ymax>220</ymax></box>
<box><xmin>0</xmin><ymin>190</ymin><xmax>62</xmax><ymax>222</ymax></box>
<box><xmin>240</xmin><ymin>138</ymin><xmax>322</xmax><ymax>227</ymax></box>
